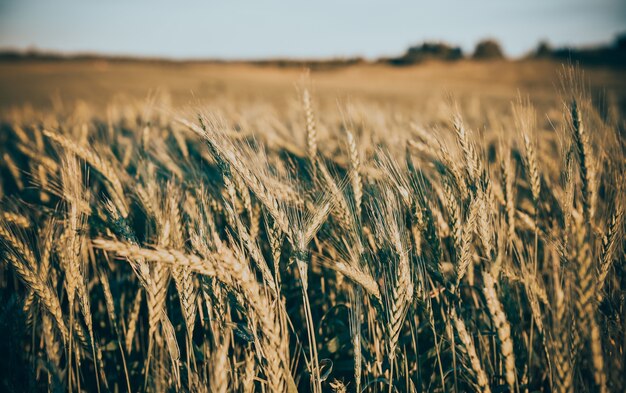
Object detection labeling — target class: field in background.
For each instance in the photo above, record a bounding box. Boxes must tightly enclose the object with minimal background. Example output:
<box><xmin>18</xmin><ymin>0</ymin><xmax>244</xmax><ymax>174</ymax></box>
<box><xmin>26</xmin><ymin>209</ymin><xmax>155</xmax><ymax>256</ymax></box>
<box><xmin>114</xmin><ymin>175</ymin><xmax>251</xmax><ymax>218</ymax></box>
<box><xmin>1</xmin><ymin>59</ymin><xmax>625</xmax><ymax>111</ymax></box>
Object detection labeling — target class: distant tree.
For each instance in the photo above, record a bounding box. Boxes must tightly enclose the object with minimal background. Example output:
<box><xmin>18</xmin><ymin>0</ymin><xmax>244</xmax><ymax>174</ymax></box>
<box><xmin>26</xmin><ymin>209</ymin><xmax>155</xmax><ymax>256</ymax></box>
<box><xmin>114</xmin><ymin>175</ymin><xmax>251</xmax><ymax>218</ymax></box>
<box><xmin>615</xmin><ymin>32</ymin><xmax>626</xmax><ymax>50</ymax></box>
<box><xmin>388</xmin><ymin>42</ymin><xmax>463</xmax><ymax>65</ymax></box>
<box><xmin>473</xmin><ymin>39</ymin><xmax>504</xmax><ymax>60</ymax></box>
<box><xmin>534</xmin><ymin>41</ymin><xmax>553</xmax><ymax>58</ymax></box>
<box><xmin>405</xmin><ymin>42</ymin><xmax>463</xmax><ymax>61</ymax></box>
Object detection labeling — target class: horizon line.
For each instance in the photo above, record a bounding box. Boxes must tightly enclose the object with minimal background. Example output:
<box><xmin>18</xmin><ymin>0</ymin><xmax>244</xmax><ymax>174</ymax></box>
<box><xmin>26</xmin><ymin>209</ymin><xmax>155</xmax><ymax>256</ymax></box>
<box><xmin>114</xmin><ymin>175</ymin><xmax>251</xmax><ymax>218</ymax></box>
<box><xmin>0</xmin><ymin>35</ymin><xmax>622</xmax><ymax>63</ymax></box>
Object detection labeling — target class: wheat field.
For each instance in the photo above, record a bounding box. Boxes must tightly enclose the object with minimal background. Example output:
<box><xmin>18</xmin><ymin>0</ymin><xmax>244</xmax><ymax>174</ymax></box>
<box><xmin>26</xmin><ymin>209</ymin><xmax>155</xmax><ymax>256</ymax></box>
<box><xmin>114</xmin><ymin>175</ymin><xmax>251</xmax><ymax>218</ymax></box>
<box><xmin>0</xmin><ymin>61</ymin><xmax>624</xmax><ymax>392</ymax></box>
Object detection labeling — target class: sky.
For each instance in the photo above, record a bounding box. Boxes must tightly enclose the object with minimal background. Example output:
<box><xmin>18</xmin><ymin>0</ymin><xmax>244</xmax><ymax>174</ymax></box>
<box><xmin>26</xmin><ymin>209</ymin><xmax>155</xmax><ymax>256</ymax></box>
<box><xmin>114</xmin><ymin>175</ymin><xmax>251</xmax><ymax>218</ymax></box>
<box><xmin>0</xmin><ymin>0</ymin><xmax>624</xmax><ymax>60</ymax></box>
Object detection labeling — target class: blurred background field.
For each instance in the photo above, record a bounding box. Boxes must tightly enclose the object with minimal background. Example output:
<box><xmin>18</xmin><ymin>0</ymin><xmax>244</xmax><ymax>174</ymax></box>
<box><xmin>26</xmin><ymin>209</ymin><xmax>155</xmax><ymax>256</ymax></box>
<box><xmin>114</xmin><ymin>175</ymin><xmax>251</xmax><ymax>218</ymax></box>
<box><xmin>1</xmin><ymin>58</ymin><xmax>625</xmax><ymax>115</ymax></box>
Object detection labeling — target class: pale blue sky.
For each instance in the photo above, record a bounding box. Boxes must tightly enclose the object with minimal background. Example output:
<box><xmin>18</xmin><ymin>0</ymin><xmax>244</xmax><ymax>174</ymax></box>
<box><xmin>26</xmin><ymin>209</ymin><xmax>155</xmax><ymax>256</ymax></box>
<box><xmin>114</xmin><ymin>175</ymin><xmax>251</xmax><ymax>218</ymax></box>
<box><xmin>0</xmin><ymin>0</ymin><xmax>624</xmax><ymax>59</ymax></box>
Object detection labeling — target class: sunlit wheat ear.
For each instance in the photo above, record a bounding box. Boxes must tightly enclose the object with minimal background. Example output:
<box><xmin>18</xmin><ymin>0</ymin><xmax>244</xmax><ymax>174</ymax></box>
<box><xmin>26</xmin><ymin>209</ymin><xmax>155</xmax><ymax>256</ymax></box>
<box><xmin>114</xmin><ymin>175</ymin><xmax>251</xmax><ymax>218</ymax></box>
<box><xmin>184</xmin><ymin>117</ymin><xmax>292</xmax><ymax>237</ymax></box>
<box><xmin>570</xmin><ymin>100</ymin><xmax>596</xmax><ymax>223</ymax></box>
<box><xmin>265</xmin><ymin>216</ymin><xmax>284</xmax><ymax>285</ymax></box>
<box><xmin>453</xmin><ymin>115</ymin><xmax>482</xmax><ymax>185</ymax></box>
<box><xmin>523</xmin><ymin>132</ymin><xmax>541</xmax><ymax>205</ymax></box>
<box><xmin>483</xmin><ymin>272</ymin><xmax>516</xmax><ymax>392</ymax></box>
<box><xmin>345</xmin><ymin>129</ymin><xmax>363</xmax><ymax>219</ymax></box>
<box><xmin>171</xmin><ymin>263</ymin><xmax>197</xmax><ymax>337</ymax></box>
<box><xmin>44</xmin><ymin>129</ymin><xmax>129</xmax><ymax>218</ymax></box>
<box><xmin>443</xmin><ymin>176</ymin><xmax>461</xmax><ymax>249</ymax></box>
<box><xmin>374</xmin><ymin>149</ymin><xmax>412</xmax><ymax>208</ymax></box>
<box><xmin>516</xmin><ymin>262</ymin><xmax>546</xmax><ymax>337</ymax></box>
<box><xmin>406</xmin><ymin>149</ymin><xmax>443</xmax><ymax>268</ymax></box>
<box><xmin>31</xmin><ymin>126</ymin><xmax>51</xmax><ymax>202</ymax></box>
<box><xmin>232</xmin><ymin>170</ymin><xmax>253</xmax><ymax>216</ymax></box>
<box><xmin>59</xmin><ymin>153</ymin><xmax>88</xmax><ymax>306</ymax></box>
<box><xmin>500</xmin><ymin>145</ymin><xmax>516</xmax><ymax>242</ymax></box>
<box><xmin>436</xmin><ymin>141</ymin><xmax>470</xmax><ymax>198</ymax></box>
<box><xmin>0</xmin><ymin>219</ymin><xmax>37</xmax><ymax>267</ymax></box>
<box><xmin>99</xmin><ymin>270</ymin><xmax>119</xmax><ymax>333</ymax></box>
<box><xmin>58</xmin><ymin>149</ymin><xmax>101</xmax><ymax>389</ymax></box>
<box><xmin>303</xmin><ymin>87</ymin><xmax>317</xmax><ymax>159</ymax></box>
<box><xmin>372</xmin><ymin>187</ymin><xmax>413</xmax><ymax>362</ymax></box>
<box><xmin>210</xmin><ymin>248</ymin><xmax>292</xmax><ymax>393</ymax></box>
<box><xmin>42</xmin><ymin>313</ymin><xmax>62</xmax><ymax>368</ymax></box>
<box><xmin>1</xmin><ymin>211</ymin><xmax>30</xmax><ymax>228</ymax></box>
<box><xmin>571</xmin><ymin>213</ymin><xmax>607</xmax><ymax>392</ymax></box>
<box><xmin>16</xmin><ymin>142</ymin><xmax>59</xmax><ymax>173</ymax></box>
<box><xmin>551</xmin><ymin>267</ymin><xmax>574</xmax><ymax>393</ymax></box>
<box><xmin>320</xmin><ymin>235</ymin><xmax>381</xmax><ymax>301</ymax></box>
<box><xmin>3</xmin><ymin>152</ymin><xmax>24</xmax><ymax>191</ymax></box>
<box><xmin>161</xmin><ymin>311</ymin><xmax>181</xmax><ymax>388</ymax></box>
<box><xmin>287</xmin><ymin>193</ymin><xmax>332</xmax><ymax>393</ymax></box>
<box><xmin>589</xmin><ymin>316</ymin><xmax>607</xmax><ymax>393</ymax></box>
<box><xmin>451</xmin><ymin>307</ymin><xmax>491</xmax><ymax>393</ymax></box>
<box><xmin>3</xmin><ymin>250</ymin><xmax>68</xmax><ymax>341</ymax></box>
<box><xmin>455</xmin><ymin>199</ymin><xmax>478</xmax><ymax>288</ymax></box>
<box><xmin>376</xmin><ymin>149</ymin><xmax>430</xmax><ymax>268</ymax></box>
<box><xmin>475</xmin><ymin>189</ymin><xmax>495</xmax><ymax>259</ymax></box>
<box><xmin>125</xmin><ymin>288</ymin><xmax>142</xmax><ymax>354</ymax></box>
<box><xmin>209</xmin><ymin>335</ymin><xmax>231</xmax><ymax>393</ymax></box>
<box><xmin>170</xmin><ymin>125</ymin><xmax>190</xmax><ymax>159</ymax></box>
<box><xmin>224</xmin><ymin>200</ymin><xmax>276</xmax><ymax>293</ymax></box>
<box><xmin>315</xmin><ymin>159</ymin><xmax>352</xmax><ymax>232</ymax></box>
<box><xmin>23</xmin><ymin>218</ymin><xmax>55</xmax><ymax>319</ymax></box>
<box><xmin>147</xmin><ymin>261</ymin><xmax>170</xmax><ymax>346</ymax></box>
<box><xmin>239</xmin><ymin>349</ymin><xmax>256</xmax><ymax>393</ymax></box>
<box><xmin>10</xmin><ymin>123</ymin><xmax>30</xmax><ymax>144</ymax></box>
<box><xmin>292</xmin><ymin>193</ymin><xmax>333</xmax><ymax>255</ymax></box>
<box><xmin>513</xmin><ymin>96</ymin><xmax>541</xmax><ymax>205</ymax></box>
<box><xmin>93</xmin><ymin>240</ymin><xmax>218</xmax><ymax>279</ymax></box>
<box><xmin>97</xmin><ymin>227</ymin><xmax>292</xmax><ymax>389</ymax></box>
<box><xmin>165</xmin><ymin>185</ymin><xmax>198</xmax><ymax>342</ymax></box>
<box><xmin>329</xmin><ymin>379</ymin><xmax>347</xmax><ymax>393</ymax></box>
<box><xmin>598</xmin><ymin>205</ymin><xmax>623</xmax><ymax>295</ymax></box>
